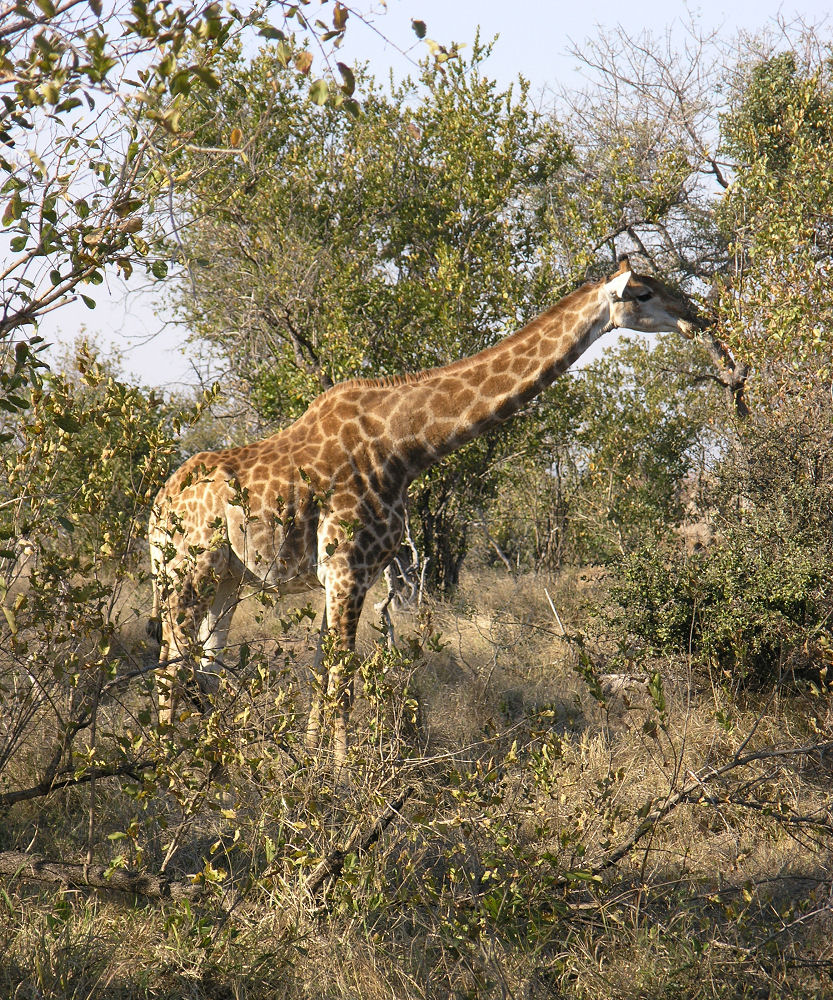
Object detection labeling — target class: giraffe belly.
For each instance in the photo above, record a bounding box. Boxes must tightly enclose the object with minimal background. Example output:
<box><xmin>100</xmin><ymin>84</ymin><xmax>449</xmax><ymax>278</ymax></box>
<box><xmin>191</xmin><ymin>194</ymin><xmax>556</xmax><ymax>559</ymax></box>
<box><xmin>227</xmin><ymin>513</ymin><xmax>321</xmax><ymax>595</ymax></box>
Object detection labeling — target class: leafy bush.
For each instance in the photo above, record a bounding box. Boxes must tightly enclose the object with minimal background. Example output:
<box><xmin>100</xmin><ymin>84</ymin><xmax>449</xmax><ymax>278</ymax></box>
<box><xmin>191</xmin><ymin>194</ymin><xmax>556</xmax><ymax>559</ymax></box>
<box><xmin>609</xmin><ymin>405</ymin><xmax>833</xmax><ymax>685</ymax></box>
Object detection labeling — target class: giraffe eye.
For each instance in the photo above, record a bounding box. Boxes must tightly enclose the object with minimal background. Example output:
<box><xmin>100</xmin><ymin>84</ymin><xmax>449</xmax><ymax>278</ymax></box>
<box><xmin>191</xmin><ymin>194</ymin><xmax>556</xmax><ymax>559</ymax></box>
<box><xmin>634</xmin><ymin>292</ymin><xmax>652</xmax><ymax>302</ymax></box>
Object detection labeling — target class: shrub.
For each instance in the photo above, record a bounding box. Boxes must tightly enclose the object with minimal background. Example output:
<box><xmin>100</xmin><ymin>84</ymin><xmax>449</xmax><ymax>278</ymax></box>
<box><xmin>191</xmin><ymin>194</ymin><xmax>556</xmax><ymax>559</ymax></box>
<box><xmin>608</xmin><ymin>405</ymin><xmax>833</xmax><ymax>685</ymax></box>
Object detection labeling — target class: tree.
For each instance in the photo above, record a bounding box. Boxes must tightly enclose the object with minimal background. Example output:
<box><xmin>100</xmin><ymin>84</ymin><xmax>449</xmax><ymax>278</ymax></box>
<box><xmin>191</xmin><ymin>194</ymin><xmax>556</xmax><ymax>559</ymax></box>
<box><xmin>551</xmin><ymin>17</ymin><xmax>752</xmax><ymax>416</ymax></box>
<box><xmin>0</xmin><ymin>1</ymin><xmax>379</xmax><ymax>343</ymax></box>
<box><xmin>717</xmin><ymin>45</ymin><xmax>833</xmax><ymax>396</ymax></box>
<box><xmin>567</xmin><ymin>335</ymin><xmax>720</xmax><ymax>563</ymax></box>
<box><xmin>157</xmin><ymin>40</ymin><xmax>567</xmax><ymax>590</ymax></box>
<box><xmin>485</xmin><ymin>335</ymin><xmax>722</xmax><ymax>572</ymax></box>
<box><xmin>563</xmin><ymin>20</ymin><xmax>833</xmax><ymax>682</ymax></box>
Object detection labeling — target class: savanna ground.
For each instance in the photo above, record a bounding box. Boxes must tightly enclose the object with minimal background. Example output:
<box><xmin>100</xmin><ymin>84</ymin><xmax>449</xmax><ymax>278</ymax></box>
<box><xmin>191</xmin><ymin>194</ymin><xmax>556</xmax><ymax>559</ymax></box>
<box><xmin>2</xmin><ymin>561</ymin><xmax>832</xmax><ymax>1000</ymax></box>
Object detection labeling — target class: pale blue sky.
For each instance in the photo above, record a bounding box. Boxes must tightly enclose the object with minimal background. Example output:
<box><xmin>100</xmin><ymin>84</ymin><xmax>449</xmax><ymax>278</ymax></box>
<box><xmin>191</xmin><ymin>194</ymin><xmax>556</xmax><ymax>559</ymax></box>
<box><xmin>42</xmin><ymin>0</ymin><xmax>833</xmax><ymax>388</ymax></box>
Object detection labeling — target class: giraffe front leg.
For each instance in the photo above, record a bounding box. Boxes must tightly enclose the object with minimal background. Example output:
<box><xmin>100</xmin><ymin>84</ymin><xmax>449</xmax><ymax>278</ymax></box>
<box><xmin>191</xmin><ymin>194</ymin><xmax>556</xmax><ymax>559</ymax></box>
<box><xmin>157</xmin><ymin>636</ymin><xmax>176</xmax><ymax>727</ymax></box>
<box><xmin>194</xmin><ymin>575</ymin><xmax>239</xmax><ymax>707</ymax></box>
<box><xmin>328</xmin><ymin>646</ymin><xmax>359</xmax><ymax>771</ymax></box>
<box><xmin>322</xmin><ymin>586</ymin><xmax>365</xmax><ymax>772</ymax></box>
<box><xmin>155</xmin><ymin>553</ymin><xmax>229</xmax><ymax>726</ymax></box>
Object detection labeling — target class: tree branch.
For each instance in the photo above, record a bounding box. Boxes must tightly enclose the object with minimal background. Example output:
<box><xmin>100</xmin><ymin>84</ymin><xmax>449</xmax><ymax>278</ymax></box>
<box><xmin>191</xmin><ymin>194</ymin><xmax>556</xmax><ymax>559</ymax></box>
<box><xmin>0</xmin><ymin>849</ymin><xmax>205</xmax><ymax>902</ymax></box>
<box><xmin>697</xmin><ymin>329</ymin><xmax>750</xmax><ymax>418</ymax></box>
<box><xmin>590</xmin><ymin>740</ymin><xmax>833</xmax><ymax>877</ymax></box>
<box><xmin>0</xmin><ymin>759</ymin><xmax>159</xmax><ymax>808</ymax></box>
<box><xmin>304</xmin><ymin>784</ymin><xmax>415</xmax><ymax>900</ymax></box>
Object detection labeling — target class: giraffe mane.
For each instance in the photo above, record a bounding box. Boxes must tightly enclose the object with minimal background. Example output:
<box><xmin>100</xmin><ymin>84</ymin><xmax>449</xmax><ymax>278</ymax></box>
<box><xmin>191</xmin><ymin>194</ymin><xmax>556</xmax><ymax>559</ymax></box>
<box><xmin>328</xmin><ymin>370</ymin><xmax>434</xmax><ymax>393</ymax></box>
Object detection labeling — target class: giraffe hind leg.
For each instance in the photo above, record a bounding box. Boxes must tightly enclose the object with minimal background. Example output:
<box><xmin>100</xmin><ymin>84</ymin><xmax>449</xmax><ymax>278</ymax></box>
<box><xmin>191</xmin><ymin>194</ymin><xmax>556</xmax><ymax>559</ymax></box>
<box><xmin>305</xmin><ymin>608</ymin><xmax>328</xmax><ymax>752</ymax></box>
<box><xmin>155</xmin><ymin>558</ymin><xmax>232</xmax><ymax>725</ymax></box>
<box><xmin>194</xmin><ymin>574</ymin><xmax>240</xmax><ymax>702</ymax></box>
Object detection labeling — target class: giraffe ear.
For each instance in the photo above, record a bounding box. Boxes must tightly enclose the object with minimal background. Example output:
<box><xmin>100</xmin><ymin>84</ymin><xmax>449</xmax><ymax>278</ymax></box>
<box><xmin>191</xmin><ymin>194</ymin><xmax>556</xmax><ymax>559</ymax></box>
<box><xmin>604</xmin><ymin>268</ymin><xmax>633</xmax><ymax>300</ymax></box>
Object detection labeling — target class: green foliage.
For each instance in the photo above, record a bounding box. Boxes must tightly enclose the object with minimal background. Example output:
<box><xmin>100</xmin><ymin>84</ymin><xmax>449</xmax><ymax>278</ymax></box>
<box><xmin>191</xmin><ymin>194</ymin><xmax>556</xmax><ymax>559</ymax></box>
<box><xmin>568</xmin><ymin>336</ymin><xmax>717</xmax><ymax>563</ymax></box>
<box><xmin>2</xmin><ymin>343</ymin><xmax>179</xmax><ymax>560</ymax></box>
<box><xmin>487</xmin><ymin>335</ymin><xmax>720</xmax><ymax>571</ymax></box>
<box><xmin>0</xmin><ymin>0</ymin><xmax>389</xmax><ymax>357</ymax></box>
<box><xmin>610</xmin><ymin>401</ymin><xmax>833</xmax><ymax>684</ymax></box>
<box><xmin>614</xmin><ymin>535</ymin><xmax>826</xmax><ymax>682</ymax></box>
<box><xmin>717</xmin><ymin>48</ymin><xmax>833</xmax><ymax>387</ymax></box>
<box><xmin>0</xmin><ymin>342</ymin><xmax>214</xmax><ymax>845</ymax></box>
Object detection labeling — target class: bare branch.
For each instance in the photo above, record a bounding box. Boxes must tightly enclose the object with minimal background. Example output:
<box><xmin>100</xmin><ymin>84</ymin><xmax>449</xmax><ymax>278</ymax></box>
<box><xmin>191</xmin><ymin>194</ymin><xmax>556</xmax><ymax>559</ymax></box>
<box><xmin>0</xmin><ymin>849</ymin><xmax>205</xmax><ymax>902</ymax></box>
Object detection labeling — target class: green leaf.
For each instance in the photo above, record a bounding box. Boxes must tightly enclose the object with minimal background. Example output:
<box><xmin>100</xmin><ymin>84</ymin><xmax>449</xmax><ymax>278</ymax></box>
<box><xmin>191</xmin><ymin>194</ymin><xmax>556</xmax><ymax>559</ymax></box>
<box><xmin>191</xmin><ymin>67</ymin><xmax>220</xmax><ymax>90</ymax></box>
<box><xmin>2</xmin><ymin>606</ymin><xmax>16</xmax><ymax>636</ymax></box>
<box><xmin>41</xmin><ymin>80</ymin><xmax>61</xmax><ymax>104</ymax></box>
<box><xmin>564</xmin><ymin>869</ymin><xmax>602</xmax><ymax>883</ymax></box>
<box><xmin>412</xmin><ymin>19</ymin><xmax>427</xmax><ymax>39</ymax></box>
<box><xmin>170</xmin><ymin>69</ymin><xmax>192</xmax><ymax>97</ymax></box>
<box><xmin>113</xmin><ymin>197</ymin><xmax>143</xmax><ymax>218</ymax></box>
<box><xmin>2</xmin><ymin>192</ymin><xmax>21</xmax><ymax>225</ymax></box>
<box><xmin>258</xmin><ymin>25</ymin><xmax>285</xmax><ymax>41</ymax></box>
<box><xmin>275</xmin><ymin>41</ymin><xmax>293</xmax><ymax>69</ymax></box>
<box><xmin>309</xmin><ymin>79</ymin><xmax>328</xmax><ymax>106</ymax></box>
<box><xmin>81</xmin><ymin>294</ymin><xmax>96</xmax><ymax>309</ymax></box>
<box><xmin>53</xmin><ymin>413</ymin><xmax>82</xmax><ymax>433</ymax></box>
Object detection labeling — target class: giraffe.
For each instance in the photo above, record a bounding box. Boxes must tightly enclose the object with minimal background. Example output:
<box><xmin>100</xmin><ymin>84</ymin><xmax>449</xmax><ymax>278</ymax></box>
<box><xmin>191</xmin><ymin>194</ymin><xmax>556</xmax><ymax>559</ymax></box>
<box><xmin>147</xmin><ymin>257</ymin><xmax>704</xmax><ymax>764</ymax></box>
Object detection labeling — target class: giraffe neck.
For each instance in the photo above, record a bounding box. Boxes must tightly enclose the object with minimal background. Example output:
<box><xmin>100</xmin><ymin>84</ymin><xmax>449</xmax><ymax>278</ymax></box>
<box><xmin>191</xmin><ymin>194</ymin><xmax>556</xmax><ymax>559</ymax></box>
<box><xmin>396</xmin><ymin>281</ymin><xmax>609</xmax><ymax>475</ymax></box>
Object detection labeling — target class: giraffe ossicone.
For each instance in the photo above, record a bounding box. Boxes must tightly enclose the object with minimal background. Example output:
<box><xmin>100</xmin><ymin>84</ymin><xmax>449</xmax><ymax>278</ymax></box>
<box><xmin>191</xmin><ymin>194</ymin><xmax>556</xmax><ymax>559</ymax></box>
<box><xmin>147</xmin><ymin>257</ymin><xmax>704</xmax><ymax>766</ymax></box>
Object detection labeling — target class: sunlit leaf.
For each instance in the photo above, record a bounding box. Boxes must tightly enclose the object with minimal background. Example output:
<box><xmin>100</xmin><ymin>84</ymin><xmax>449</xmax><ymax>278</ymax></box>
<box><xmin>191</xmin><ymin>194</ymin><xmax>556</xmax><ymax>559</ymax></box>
<box><xmin>119</xmin><ymin>216</ymin><xmax>143</xmax><ymax>233</ymax></box>
<box><xmin>275</xmin><ymin>41</ymin><xmax>293</xmax><ymax>69</ymax></box>
<box><xmin>170</xmin><ymin>69</ymin><xmax>192</xmax><ymax>97</ymax></box>
<box><xmin>2</xmin><ymin>606</ymin><xmax>16</xmax><ymax>636</ymax></box>
<box><xmin>191</xmin><ymin>67</ymin><xmax>220</xmax><ymax>90</ymax></box>
<box><xmin>333</xmin><ymin>3</ymin><xmax>348</xmax><ymax>30</ymax></box>
<box><xmin>309</xmin><ymin>78</ymin><xmax>328</xmax><ymax>105</ymax></box>
<box><xmin>294</xmin><ymin>51</ymin><xmax>313</xmax><ymax>75</ymax></box>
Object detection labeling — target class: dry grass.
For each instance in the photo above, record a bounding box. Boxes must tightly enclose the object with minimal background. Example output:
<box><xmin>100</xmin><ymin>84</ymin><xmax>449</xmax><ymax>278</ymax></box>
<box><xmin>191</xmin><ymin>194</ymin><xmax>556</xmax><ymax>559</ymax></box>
<box><xmin>2</xmin><ymin>566</ymin><xmax>833</xmax><ymax>998</ymax></box>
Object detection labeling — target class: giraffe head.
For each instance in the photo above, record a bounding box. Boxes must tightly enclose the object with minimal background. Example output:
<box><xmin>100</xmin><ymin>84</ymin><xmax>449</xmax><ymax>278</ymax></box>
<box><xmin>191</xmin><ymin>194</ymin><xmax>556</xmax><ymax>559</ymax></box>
<box><xmin>603</xmin><ymin>257</ymin><xmax>705</xmax><ymax>338</ymax></box>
